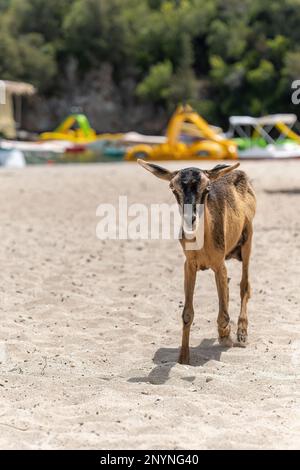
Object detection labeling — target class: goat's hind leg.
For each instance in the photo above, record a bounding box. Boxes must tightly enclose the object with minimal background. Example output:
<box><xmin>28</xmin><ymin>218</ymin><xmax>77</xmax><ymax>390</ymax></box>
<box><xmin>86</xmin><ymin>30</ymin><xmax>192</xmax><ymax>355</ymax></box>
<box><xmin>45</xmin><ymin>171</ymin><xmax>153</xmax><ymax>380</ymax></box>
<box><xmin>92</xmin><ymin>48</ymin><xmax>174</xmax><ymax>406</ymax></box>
<box><xmin>179</xmin><ymin>260</ymin><xmax>196</xmax><ymax>365</ymax></box>
<box><xmin>215</xmin><ymin>263</ymin><xmax>233</xmax><ymax>347</ymax></box>
<box><xmin>237</xmin><ymin>224</ymin><xmax>253</xmax><ymax>346</ymax></box>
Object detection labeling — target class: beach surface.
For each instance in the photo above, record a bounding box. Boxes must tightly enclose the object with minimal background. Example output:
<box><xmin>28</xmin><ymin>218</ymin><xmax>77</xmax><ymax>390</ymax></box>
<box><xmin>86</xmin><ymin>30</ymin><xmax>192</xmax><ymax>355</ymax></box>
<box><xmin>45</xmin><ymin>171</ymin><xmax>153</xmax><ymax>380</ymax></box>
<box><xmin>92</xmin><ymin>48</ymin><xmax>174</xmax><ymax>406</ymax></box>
<box><xmin>0</xmin><ymin>160</ymin><xmax>299</xmax><ymax>449</ymax></box>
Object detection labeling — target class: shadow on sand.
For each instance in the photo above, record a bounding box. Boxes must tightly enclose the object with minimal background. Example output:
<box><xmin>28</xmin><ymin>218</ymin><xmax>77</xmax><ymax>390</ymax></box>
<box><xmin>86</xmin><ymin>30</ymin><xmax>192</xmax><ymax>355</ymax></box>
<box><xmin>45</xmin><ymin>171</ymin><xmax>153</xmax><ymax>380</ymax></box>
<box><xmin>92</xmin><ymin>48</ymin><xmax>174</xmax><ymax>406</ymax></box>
<box><xmin>128</xmin><ymin>338</ymin><xmax>229</xmax><ymax>385</ymax></box>
<box><xmin>265</xmin><ymin>188</ymin><xmax>300</xmax><ymax>195</ymax></box>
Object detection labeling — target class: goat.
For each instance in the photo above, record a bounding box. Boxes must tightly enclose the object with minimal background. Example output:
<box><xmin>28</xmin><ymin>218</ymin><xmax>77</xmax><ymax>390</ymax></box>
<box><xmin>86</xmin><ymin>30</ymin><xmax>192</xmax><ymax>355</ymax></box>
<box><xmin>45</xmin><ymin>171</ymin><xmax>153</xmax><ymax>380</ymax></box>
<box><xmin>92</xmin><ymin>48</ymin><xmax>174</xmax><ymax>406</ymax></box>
<box><xmin>138</xmin><ymin>159</ymin><xmax>256</xmax><ymax>364</ymax></box>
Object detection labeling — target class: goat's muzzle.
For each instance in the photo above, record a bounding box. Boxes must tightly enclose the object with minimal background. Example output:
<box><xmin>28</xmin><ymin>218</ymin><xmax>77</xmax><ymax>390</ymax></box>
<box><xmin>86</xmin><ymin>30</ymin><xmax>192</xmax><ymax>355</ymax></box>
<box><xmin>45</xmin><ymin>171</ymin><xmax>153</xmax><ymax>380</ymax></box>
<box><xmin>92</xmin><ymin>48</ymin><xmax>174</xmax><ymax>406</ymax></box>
<box><xmin>182</xmin><ymin>205</ymin><xmax>198</xmax><ymax>238</ymax></box>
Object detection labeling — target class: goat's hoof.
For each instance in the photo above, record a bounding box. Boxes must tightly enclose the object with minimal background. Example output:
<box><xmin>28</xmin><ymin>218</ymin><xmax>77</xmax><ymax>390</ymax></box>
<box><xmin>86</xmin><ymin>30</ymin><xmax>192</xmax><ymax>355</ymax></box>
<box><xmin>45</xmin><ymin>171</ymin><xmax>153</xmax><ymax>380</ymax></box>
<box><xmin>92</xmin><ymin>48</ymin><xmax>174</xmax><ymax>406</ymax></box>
<box><xmin>237</xmin><ymin>331</ymin><xmax>248</xmax><ymax>347</ymax></box>
<box><xmin>178</xmin><ymin>353</ymin><xmax>190</xmax><ymax>365</ymax></box>
<box><xmin>218</xmin><ymin>336</ymin><xmax>234</xmax><ymax>348</ymax></box>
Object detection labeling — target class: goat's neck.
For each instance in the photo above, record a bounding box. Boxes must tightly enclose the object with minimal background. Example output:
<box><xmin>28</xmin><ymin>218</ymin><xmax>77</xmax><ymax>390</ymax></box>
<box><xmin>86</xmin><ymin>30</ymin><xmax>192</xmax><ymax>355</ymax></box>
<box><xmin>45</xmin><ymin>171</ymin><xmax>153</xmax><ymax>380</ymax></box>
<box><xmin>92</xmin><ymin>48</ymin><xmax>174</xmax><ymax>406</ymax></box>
<box><xmin>204</xmin><ymin>191</ymin><xmax>210</xmax><ymax>224</ymax></box>
<box><xmin>202</xmin><ymin>192</ymin><xmax>212</xmax><ymax>245</ymax></box>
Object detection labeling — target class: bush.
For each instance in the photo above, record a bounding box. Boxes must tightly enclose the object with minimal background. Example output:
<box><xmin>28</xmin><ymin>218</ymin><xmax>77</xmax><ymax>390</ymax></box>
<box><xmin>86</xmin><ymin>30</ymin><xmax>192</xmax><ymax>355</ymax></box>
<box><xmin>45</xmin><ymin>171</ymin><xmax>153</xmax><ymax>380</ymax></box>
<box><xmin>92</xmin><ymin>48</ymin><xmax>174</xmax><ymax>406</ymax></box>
<box><xmin>136</xmin><ymin>60</ymin><xmax>173</xmax><ymax>103</ymax></box>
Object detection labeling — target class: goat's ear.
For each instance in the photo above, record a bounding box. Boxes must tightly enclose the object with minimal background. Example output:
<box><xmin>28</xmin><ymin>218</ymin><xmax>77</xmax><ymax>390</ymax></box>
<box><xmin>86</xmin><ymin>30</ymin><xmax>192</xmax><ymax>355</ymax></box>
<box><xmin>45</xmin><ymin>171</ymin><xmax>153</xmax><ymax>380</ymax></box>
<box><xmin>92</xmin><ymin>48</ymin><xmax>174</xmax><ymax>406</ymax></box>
<box><xmin>205</xmin><ymin>162</ymin><xmax>240</xmax><ymax>181</ymax></box>
<box><xmin>137</xmin><ymin>159</ymin><xmax>177</xmax><ymax>181</ymax></box>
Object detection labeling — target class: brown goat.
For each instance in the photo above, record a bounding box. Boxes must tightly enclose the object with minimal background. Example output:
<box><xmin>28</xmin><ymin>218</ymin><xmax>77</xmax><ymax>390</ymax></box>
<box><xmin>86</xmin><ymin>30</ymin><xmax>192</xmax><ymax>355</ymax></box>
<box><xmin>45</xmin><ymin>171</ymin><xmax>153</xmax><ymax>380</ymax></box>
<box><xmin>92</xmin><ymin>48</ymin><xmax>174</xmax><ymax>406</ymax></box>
<box><xmin>138</xmin><ymin>159</ymin><xmax>256</xmax><ymax>364</ymax></box>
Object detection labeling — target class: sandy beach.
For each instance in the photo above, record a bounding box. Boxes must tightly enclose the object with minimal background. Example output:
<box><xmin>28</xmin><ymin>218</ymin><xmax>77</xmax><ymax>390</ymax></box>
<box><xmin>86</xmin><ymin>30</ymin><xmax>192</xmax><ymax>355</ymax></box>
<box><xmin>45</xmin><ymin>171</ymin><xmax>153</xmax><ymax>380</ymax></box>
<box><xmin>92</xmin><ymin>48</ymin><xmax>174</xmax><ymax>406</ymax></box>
<box><xmin>0</xmin><ymin>160</ymin><xmax>299</xmax><ymax>449</ymax></box>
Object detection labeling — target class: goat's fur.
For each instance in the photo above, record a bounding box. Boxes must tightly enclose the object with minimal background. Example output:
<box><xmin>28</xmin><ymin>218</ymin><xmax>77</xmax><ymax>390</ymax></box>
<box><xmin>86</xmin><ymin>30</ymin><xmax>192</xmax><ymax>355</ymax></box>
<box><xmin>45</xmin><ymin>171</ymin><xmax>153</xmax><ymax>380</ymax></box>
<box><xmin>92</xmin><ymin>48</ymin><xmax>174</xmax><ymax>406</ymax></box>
<box><xmin>138</xmin><ymin>159</ymin><xmax>256</xmax><ymax>364</ymax></box>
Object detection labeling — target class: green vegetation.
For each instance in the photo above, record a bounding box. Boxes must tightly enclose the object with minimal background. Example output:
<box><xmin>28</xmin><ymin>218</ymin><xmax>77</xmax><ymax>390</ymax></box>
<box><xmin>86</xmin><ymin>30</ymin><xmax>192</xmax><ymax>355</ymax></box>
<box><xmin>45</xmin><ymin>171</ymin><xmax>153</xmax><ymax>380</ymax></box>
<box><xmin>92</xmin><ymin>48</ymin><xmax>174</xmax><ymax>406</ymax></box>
<box><xmin>0</xmin><ymin>0</ymin><xmax>299</xmax><ymax>125</ymax></box>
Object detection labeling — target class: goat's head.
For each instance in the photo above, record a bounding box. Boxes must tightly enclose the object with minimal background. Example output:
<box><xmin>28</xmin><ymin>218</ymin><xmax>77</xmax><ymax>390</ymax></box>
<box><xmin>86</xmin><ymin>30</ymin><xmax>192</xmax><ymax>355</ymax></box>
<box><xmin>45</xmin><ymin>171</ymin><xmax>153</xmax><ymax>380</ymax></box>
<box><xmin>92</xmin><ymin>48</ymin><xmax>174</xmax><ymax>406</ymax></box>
<box><xmin>138</xmin><ymin>159</ymin><xmax>240</xmax><ymax>232</ymax></box>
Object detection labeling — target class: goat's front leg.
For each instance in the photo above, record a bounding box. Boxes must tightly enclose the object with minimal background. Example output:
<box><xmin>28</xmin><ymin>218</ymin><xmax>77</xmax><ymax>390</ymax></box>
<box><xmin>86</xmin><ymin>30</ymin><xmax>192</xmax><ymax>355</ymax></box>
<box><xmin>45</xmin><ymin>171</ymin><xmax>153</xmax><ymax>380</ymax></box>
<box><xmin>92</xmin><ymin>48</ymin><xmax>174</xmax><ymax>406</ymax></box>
<box><xmin>179</xmin><ymin>260</ymin><xmax>197</xmax><ymax>365</ymax></box>
<box><xmin>214</xmin><ymin>263</ymin><xmax>233</xmax><ymax>347</ymax></box>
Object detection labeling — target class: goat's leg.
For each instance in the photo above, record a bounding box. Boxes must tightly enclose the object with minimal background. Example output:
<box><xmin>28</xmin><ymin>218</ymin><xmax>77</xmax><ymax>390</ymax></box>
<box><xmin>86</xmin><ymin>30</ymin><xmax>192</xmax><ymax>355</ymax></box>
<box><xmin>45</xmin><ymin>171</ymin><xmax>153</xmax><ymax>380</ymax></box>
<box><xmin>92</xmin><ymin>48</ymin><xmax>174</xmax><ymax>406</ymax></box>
<box><xmin>215</xmin><ymin>263</ymin><xmax>233</xmax><ymax>347</ymax></box>
<box><xmin>179</xmin><ymin>260</ymin><xmax>196</xmax><ymax>365</ymax></box>
<box><xmin>237</xmin><ymin>225</ymin><xmax>253</xmax><ymax>345</ymax></box>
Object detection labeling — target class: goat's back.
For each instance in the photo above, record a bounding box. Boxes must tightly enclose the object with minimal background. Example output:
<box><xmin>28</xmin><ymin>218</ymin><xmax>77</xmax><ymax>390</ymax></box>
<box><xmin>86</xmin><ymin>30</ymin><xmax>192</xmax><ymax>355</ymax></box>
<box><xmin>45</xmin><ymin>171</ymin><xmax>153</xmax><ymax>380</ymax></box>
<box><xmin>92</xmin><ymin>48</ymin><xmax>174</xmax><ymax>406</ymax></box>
<box><xmin>208</xmin><ymin>170</ymin><xmax>256</xmax><ymax>214</ymax></box>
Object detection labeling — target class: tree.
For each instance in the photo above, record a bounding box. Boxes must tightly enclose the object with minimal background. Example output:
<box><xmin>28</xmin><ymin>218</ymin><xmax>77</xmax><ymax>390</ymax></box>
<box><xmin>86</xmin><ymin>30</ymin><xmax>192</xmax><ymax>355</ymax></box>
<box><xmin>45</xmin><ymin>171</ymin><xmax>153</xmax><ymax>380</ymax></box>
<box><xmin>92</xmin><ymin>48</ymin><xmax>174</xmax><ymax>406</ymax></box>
<box><xmin>136</xmin><ymin>60</ymin><xmax>173</xmax><ymax>103</ymax></box>
<box><xmin>0</xmin><ymin>0</ymin><xmax>300</xmax><ymax>128</ymax></box>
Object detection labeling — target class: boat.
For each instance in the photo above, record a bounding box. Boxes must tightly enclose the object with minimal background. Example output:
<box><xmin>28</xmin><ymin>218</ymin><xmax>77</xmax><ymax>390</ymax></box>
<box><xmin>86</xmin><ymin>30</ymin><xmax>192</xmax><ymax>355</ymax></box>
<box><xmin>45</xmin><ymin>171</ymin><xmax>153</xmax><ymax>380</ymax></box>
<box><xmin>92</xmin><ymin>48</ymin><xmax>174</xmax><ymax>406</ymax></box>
<box><xmin>0</xmin><ymin>148</ymin><xmax>26</xmax><ymax>168</ymax></box>
<box><xmin>125</xmin><ymin>105</ymin><xmax>238</xmax><ymax>161</ymax></box>
<box><xmin>40</xmin><ymin>113</ymin><xmax>123</xmax><ymax>145</ymax></box>
<box><xmin>228</xmin><ymin>114</ymin><xmax>300</xmax><ymax>159</ymax></box>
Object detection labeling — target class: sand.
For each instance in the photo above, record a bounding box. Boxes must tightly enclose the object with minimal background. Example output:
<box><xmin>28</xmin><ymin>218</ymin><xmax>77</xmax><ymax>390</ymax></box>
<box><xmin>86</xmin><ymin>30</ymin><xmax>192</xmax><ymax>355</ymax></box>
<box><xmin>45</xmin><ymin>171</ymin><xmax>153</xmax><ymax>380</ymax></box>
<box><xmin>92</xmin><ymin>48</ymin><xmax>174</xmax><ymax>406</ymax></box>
<box><xmin>0</xmin><ymin>160</ymin><xmax>299</xmax><ymax>450</ymax></box>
